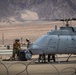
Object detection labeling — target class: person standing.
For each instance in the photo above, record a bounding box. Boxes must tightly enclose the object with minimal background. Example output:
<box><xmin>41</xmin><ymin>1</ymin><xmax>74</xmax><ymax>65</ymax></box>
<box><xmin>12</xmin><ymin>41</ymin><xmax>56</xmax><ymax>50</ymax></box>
<box><xmin>48</xmin><ymin>54</ymin><xmax>55</xmax><ymax>62</ymax></box>
<box><xmin>26</xmin><ymin>38</ymin><xmax>31</xmax><ymax>48</ymax></box>
<box><xmin>38</xmin><ymin>54</ymin><xmax>46</xmax><ymax>63</ymax></box>
<box><xmin>12</xmin><ymin>39</ymin><xmax>21</xmax><ymax>60</ymax></box>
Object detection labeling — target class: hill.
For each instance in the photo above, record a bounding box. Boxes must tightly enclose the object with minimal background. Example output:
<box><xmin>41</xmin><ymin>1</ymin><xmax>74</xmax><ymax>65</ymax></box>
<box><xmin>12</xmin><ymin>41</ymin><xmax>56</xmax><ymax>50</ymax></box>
<box><xmin>0</xmin><ymin>0</ymin><xmax>76</xmax><ymax>23</ymax></box>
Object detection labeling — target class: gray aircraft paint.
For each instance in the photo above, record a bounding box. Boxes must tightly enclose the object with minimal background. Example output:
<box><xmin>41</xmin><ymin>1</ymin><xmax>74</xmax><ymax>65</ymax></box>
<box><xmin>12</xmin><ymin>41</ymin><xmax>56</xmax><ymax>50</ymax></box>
<box><xmin>29</xmin><ymin>26</ymin><xmax>76</xmax><ymax>54</ymax></box>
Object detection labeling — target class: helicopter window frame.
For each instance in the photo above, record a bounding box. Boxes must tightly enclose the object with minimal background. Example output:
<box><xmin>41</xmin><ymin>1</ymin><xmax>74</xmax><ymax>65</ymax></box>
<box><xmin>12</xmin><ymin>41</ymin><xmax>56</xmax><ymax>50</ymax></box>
<box><xmin>60</xmin><ymin>30</ymin><xmax>72</xmax><ymax>35</ymax></box>
<box><xmin>48</xmin><ymin>30</ymin><xmax>61</xmax><ymax>35</ymax></box>
<box><xmin>48</xmin><ymin>30</ymin><xmax>73</xmax><ymax>35</ymax></box>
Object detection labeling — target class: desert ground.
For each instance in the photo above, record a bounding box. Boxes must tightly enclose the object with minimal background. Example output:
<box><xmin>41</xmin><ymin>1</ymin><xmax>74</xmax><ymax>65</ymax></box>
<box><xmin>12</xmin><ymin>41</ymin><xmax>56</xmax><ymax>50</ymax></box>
<box><xmin>0</xmin><ymin>54</ymin><xmax>76</xmax><ymax>75</ymax></box>
<box><xmin>0</xmin><ymin>21</ymin><xmax>76</xmax><ymax>45</ymax></box>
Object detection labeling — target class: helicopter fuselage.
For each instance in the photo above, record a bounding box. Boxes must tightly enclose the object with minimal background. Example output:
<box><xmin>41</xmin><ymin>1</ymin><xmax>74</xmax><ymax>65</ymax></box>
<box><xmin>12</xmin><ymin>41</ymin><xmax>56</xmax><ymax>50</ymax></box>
<box><xmin>28</xmin><ymin>26</ymin><xmax>76</xmax><ymax>55</ymax></box>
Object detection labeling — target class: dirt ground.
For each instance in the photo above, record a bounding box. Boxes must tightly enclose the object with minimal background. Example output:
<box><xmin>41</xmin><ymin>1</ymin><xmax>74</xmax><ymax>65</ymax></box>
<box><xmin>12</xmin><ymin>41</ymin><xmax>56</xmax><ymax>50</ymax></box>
<box><xmin>0</xmin><ymin>55</ymin><xmax>76</xmax><ymax>75</ymax></box>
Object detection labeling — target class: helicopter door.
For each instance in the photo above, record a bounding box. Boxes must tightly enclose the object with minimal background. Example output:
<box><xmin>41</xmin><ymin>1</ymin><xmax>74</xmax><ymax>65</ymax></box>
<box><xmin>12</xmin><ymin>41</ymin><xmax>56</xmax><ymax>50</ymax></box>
<box><xmin>58</xmin><ymin>36</ymin><xmax>68</xmax><ymax>53</ymax></box>
<box><xmin>66</xmin><ymin>36</ymin><xmax>76</xmax><ymax>53</ymax></box>
<box><xmin>47</xmin><ymin>35</ymin><xmax>59</xmax><ymax>54</ymax></box>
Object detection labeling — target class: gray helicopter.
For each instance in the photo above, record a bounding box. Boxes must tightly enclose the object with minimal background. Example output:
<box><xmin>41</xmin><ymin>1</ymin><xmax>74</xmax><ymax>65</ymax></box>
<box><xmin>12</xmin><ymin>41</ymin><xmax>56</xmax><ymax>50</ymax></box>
<box><xmin>23</xmin><ymin>19</ymin><xmax>76</xmax><ymax>62</ymax></box>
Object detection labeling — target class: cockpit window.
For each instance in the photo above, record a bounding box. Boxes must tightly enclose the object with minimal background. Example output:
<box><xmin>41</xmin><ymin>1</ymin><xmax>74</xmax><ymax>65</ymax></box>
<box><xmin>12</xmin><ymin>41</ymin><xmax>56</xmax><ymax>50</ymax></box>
<box><xmin>48</xmin><ymin>30</ymin><xmax>60</xmax><ymax>35</ymax></box>
<box><xmin>34</xmin><ymin>35</ymin><xmax>49</xmax><ymax>47</ymax></box>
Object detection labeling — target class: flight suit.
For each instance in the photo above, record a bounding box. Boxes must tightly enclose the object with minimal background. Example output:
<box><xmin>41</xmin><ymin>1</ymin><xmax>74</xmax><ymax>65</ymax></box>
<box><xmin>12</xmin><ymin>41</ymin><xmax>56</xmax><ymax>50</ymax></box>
<box><xmin>12</xmin><ymin>41</ymin><xmax>21</xmax><ymax>60</ymax></box>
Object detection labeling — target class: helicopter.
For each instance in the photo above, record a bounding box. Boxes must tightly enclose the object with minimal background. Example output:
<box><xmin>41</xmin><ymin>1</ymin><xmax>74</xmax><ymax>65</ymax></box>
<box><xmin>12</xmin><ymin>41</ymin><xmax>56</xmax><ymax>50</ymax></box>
<box><xmin>22</xmin><ymin>18</ymin><xmax>76</xmax><ymax>62</ymax></box>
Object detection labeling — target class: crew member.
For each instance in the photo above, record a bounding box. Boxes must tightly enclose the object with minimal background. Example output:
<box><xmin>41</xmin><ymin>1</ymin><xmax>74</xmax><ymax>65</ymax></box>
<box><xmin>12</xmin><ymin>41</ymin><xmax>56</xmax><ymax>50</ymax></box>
<box><xmin>48</xmin><ymin>54</ymin><xmax>55</xmax><ymax>62</ymax></box>
<box><xmin>38</xmin><ymin>54</ymin><xmax>46</xmax><ymax>63</ymax></box>
<box><xmin>12</xmin><ymin>39</ymin><xmax>21</xmax><ymax>60</ymax></box>
<box><xmin>26</xmin><ymin>38</ymin><xmax>31</xmax><ymax>48</ymax></box>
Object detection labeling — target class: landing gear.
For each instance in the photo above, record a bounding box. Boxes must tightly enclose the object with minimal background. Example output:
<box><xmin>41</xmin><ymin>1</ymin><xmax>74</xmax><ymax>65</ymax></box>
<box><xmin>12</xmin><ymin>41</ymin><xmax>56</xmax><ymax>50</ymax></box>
<box><xmin>66</xmin><ymin>54</ymin><xmax>72</xmax><ymax>62</ymax></box>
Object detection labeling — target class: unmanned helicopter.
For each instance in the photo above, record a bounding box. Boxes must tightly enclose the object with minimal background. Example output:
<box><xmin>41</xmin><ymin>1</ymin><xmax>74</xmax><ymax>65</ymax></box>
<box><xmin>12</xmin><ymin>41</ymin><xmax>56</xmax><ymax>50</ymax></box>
<box><xmin>22</xmin><ymin>18</ymin><xmax>76</xmax><ymax>62</ymax></box>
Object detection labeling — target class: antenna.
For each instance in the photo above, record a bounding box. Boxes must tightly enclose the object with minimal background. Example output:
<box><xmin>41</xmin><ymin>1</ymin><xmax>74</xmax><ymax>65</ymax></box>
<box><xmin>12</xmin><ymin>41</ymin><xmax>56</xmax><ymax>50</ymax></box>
<box><xmin>65</xmin><ymin>19</ymin><xmax>69</xmax><ymax>27</ymax></box>
<box><xmin>55</xmin><ymin>25</ymin><xmax>57</xmax><ymax>30</ymax></box>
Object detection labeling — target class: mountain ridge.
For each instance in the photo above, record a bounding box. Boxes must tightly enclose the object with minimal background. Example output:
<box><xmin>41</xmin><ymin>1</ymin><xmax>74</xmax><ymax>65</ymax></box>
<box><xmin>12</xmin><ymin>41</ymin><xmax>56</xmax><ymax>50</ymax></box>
<box><xmin>0</xmin><ymin>0</ymin><xmax>76</xmax><ymax>23</ymax></box>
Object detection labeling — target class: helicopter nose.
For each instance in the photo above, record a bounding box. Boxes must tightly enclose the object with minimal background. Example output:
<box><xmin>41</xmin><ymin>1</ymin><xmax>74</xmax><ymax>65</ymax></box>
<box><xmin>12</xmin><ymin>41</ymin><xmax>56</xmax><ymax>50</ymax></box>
<box><xmin>29</xmin><ymin>44</ymin><xmax>43</xmax><ymax>54</ymax></box>
<box><xmin>29</xmin><ymin>44</ymin><xmax>41</xmax><ymax>50</ymax></box>
<box><xmin>32</xmin><ymin>44</ymin><xmax>40</xmax><ymax>49</ymax></box>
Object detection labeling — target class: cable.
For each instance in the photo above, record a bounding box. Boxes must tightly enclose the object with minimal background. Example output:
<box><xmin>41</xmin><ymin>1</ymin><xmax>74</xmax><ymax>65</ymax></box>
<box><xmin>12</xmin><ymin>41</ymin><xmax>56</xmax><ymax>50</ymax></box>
<box><xmin>60</xmin><ymin>67</ymin><xmax>76</xmax><ymax>75</ymax></box>
<box><xmin>8</xmin><ymin>62</ymin><xmax>26</xmax><ymax>75</ymax></box>
<box><xmin>0</xmin><ymin>61</ymin><xmax>8</xmax><ymax>75</ymax></box>
<box><xmin>48</xmin><ymin>62</ymin><xmax>60</xmax><ymax>75</ymax></box>
<box><xmin>0</xmin><ymin>60</ymin><xmax>76</xmax><ymax>75</ymax></box>
<box><xmin>26</xmin><ymin>59</ymin><xmax>38</xmax><ymax>75</ymax></box>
